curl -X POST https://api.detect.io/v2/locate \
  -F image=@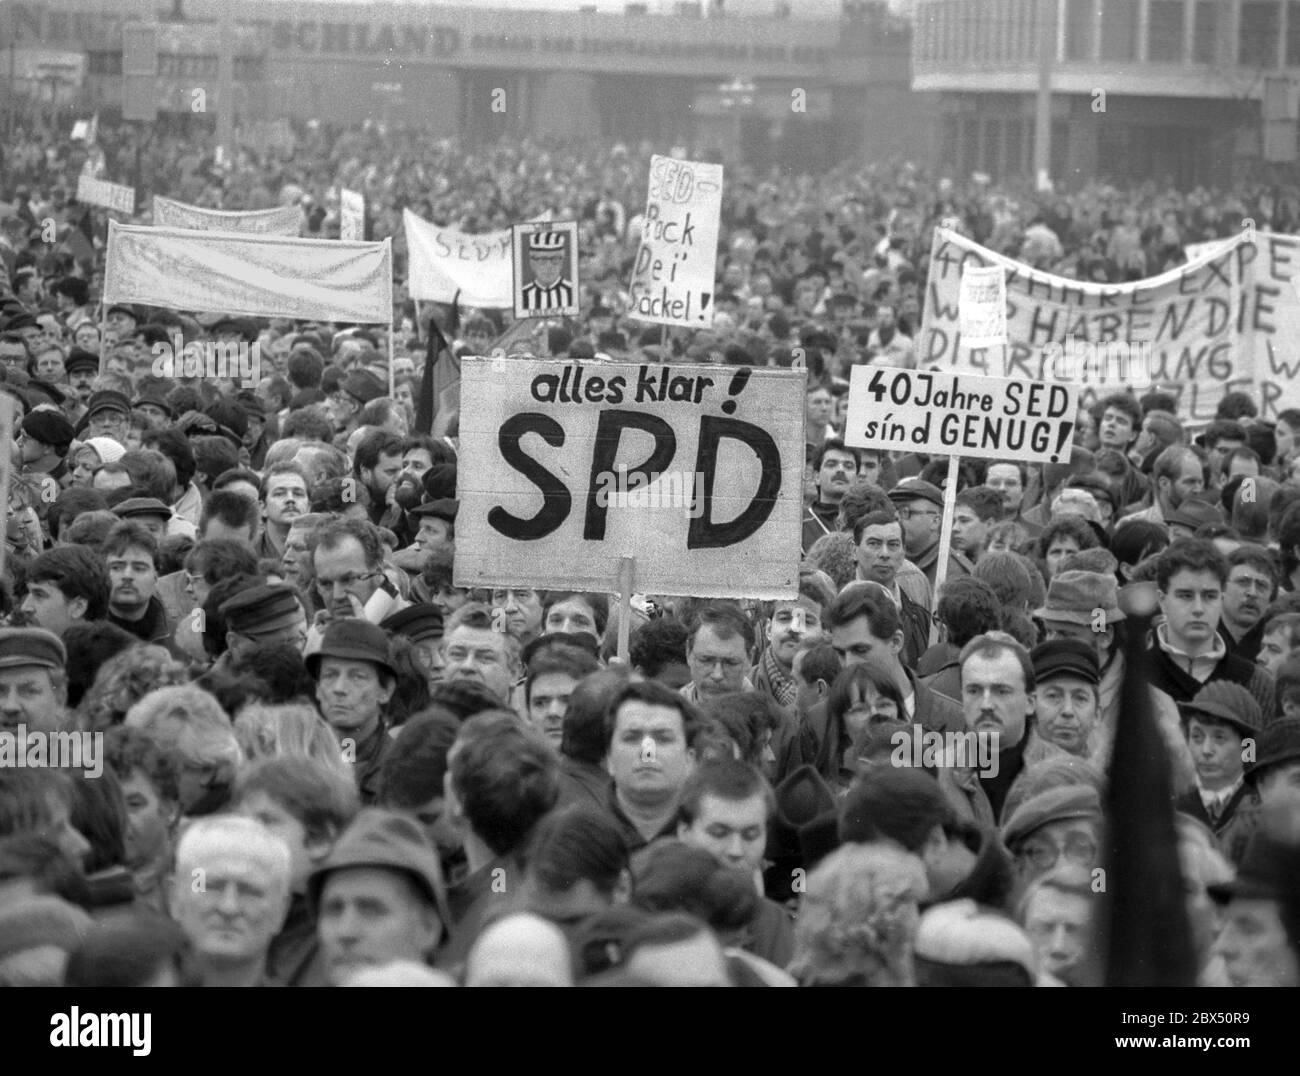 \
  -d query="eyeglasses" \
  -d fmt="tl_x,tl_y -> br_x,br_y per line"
896,507 -> 939,520
1018,833 -> 1097,871
315,571 -> 381,592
